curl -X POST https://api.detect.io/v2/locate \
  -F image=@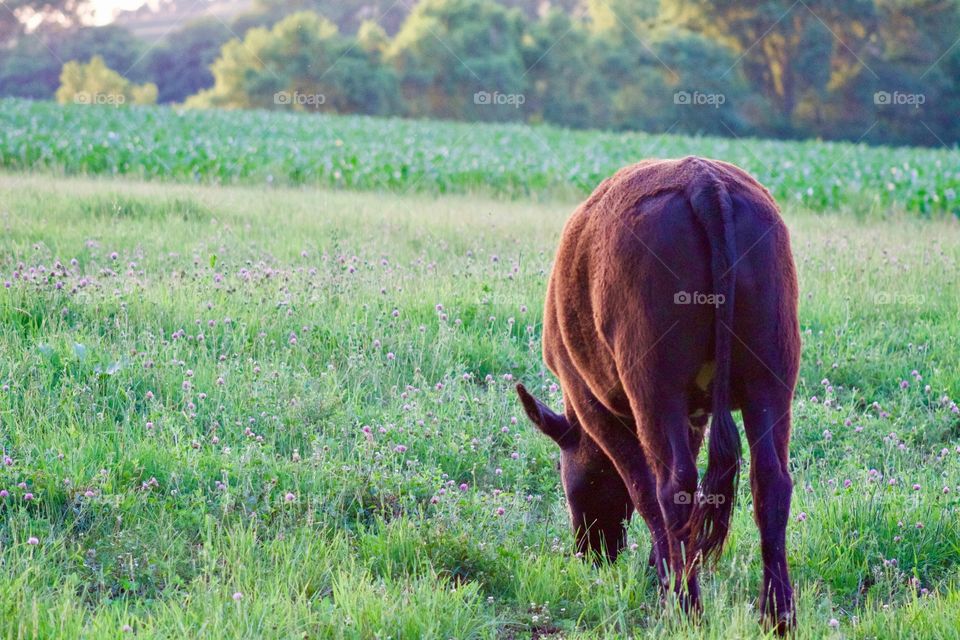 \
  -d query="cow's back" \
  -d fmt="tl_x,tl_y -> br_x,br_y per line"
542,157 -> 792,416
